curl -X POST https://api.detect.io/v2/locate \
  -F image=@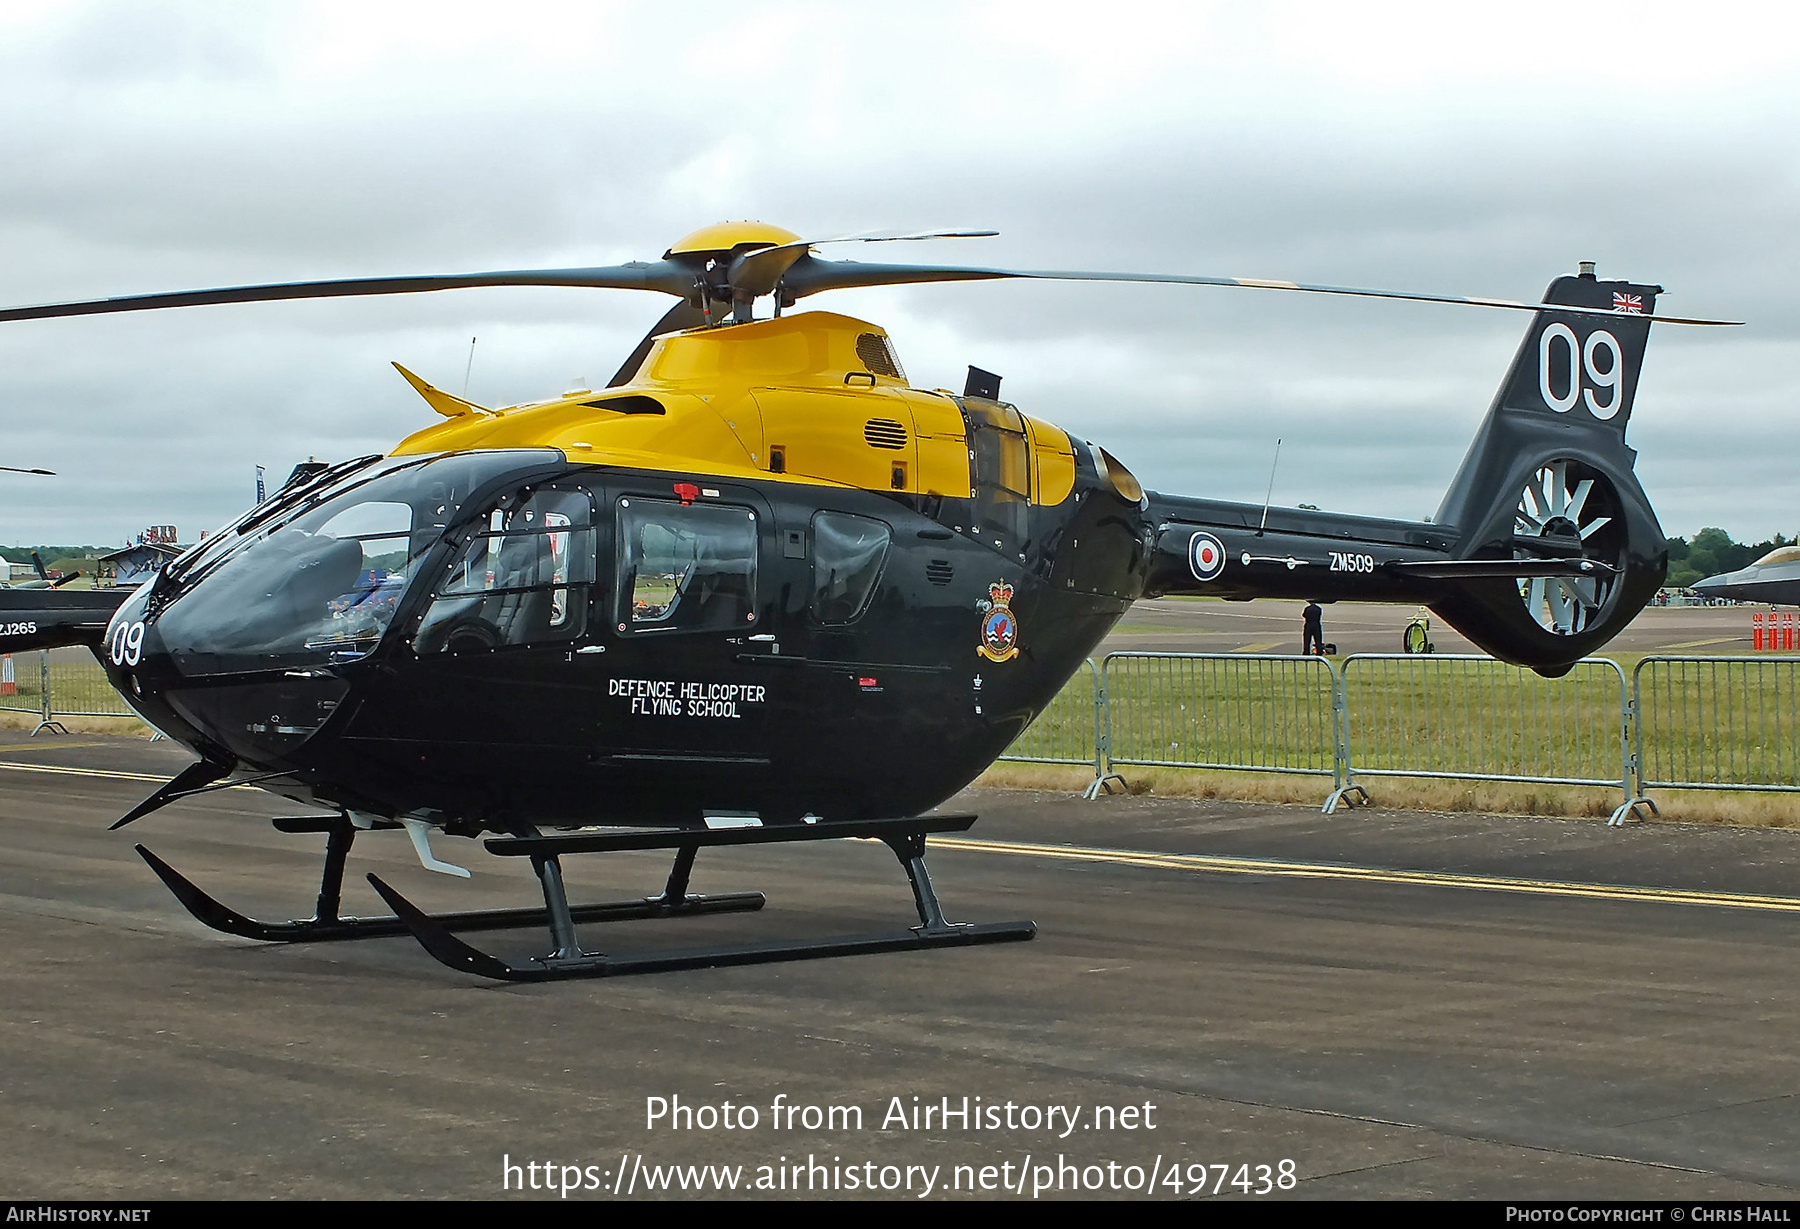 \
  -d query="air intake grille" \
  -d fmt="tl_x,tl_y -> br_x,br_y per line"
926,559 -> 954,586
856,332 -> 904,380
863,418 -> 908,450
